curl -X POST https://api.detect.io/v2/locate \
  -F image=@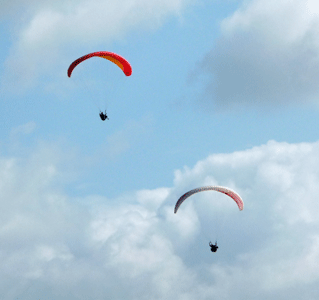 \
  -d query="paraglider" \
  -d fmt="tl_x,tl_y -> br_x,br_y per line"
99,111 -> 109,121
67,51 -> 132,120
174,186 -> 244,214
174,186 -> 243,253
67,51 -> 132,78
209,241 -> 218,252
